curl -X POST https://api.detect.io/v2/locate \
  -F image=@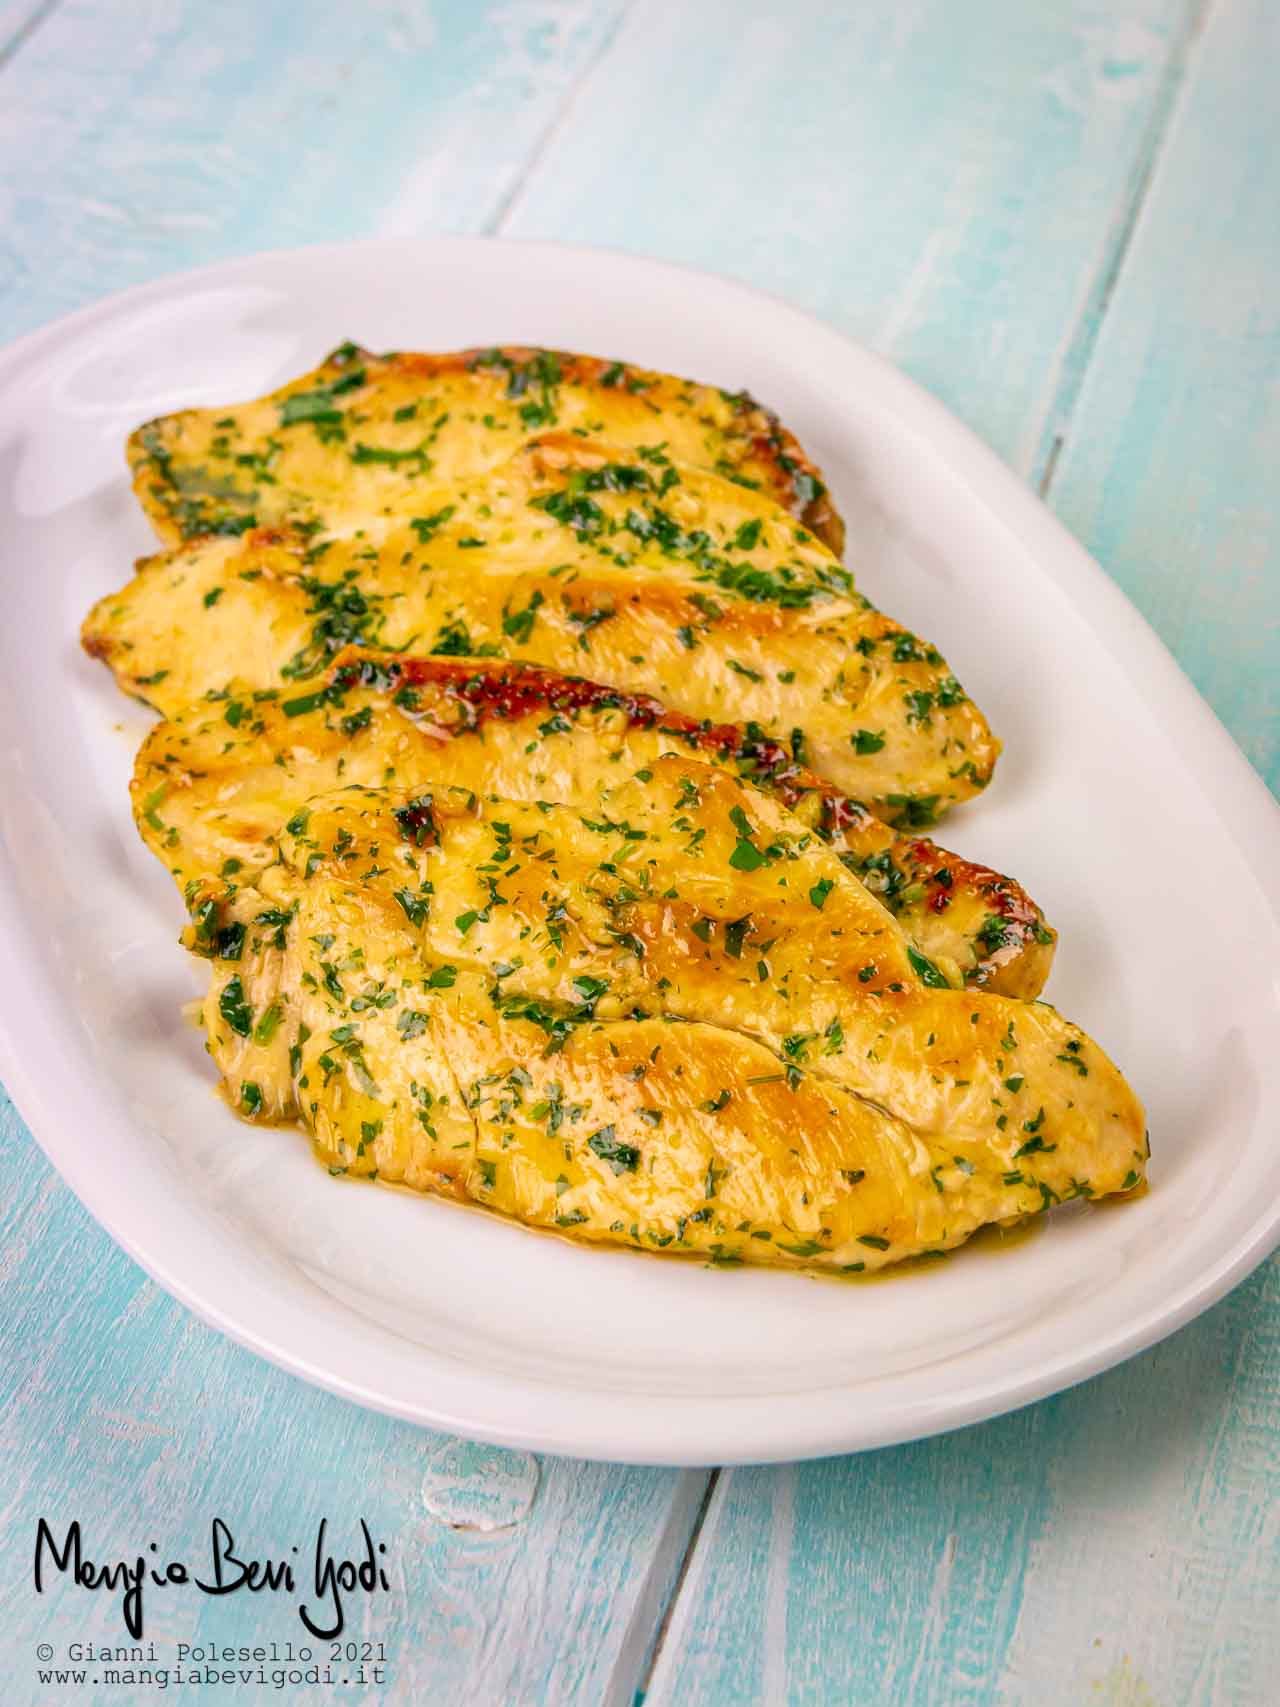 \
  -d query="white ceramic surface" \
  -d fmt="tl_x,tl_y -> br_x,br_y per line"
0,238 -> 1276,1466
